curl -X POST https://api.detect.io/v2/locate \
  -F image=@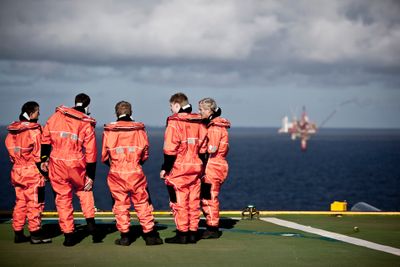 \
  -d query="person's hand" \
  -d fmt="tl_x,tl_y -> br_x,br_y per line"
38,161 -> 49,181
40,161 -> 49,172
84,176 -> 94,191
160,170 -> 166,179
